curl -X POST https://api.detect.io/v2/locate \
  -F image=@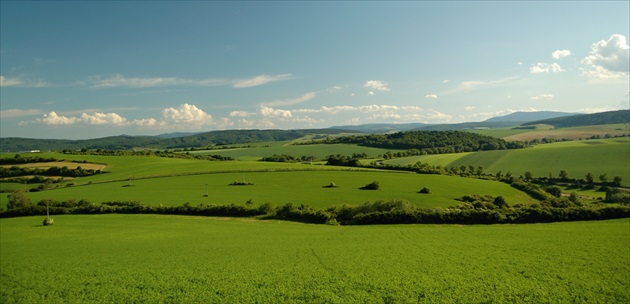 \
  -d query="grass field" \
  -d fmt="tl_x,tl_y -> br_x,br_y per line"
12,170 -> 531,209
190,142 -> 401,161
384,138 -> 630,186
1,215 -> 628,303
